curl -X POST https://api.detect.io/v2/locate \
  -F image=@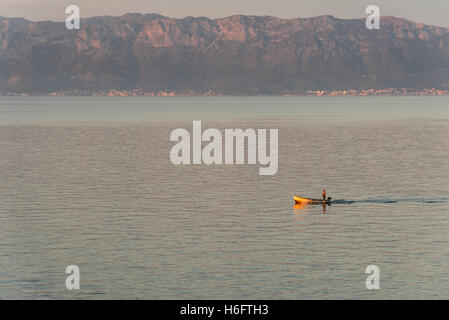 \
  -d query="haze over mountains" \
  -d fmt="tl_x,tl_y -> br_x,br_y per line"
1,13 -> 449,95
